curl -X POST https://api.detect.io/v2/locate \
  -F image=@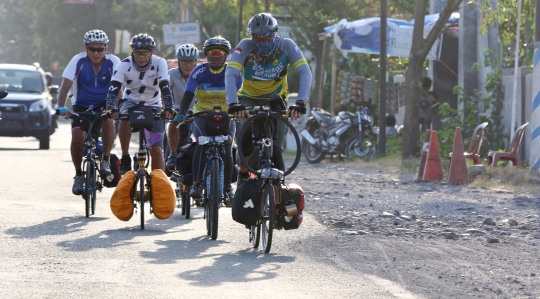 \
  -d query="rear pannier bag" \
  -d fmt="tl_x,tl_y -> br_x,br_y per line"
232,178 -> 263,226
280,183 -> 305,230
150,169 -> 176,220
103,153 -> 121,188
176,142 -> 196,175
110,170 -> 136,221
